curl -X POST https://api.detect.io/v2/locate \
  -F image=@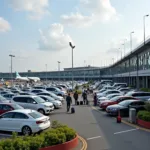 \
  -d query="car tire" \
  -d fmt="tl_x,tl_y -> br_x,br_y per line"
54,105 -> 56,109
38,109 -> 45,114
22,126 -> 32,136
